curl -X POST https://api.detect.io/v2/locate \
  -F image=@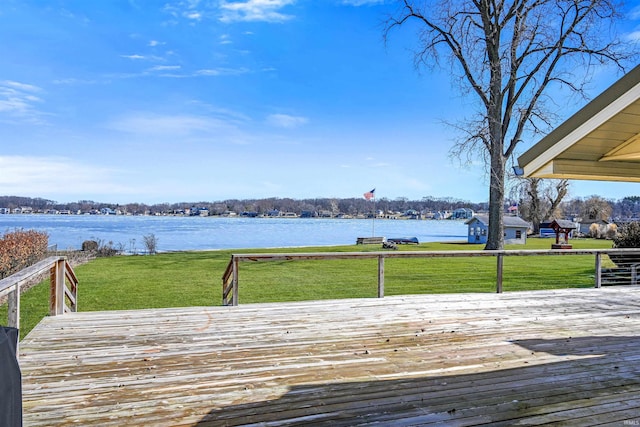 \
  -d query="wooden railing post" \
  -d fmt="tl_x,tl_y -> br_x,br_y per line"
65,260 -> 78,313
595,252 -> 602,288
496,253 -> 504,293
50,258 -> 66,316
378,255 -> 385,298
232,257 -> 239,306
49,264 -> 56,315
8,286 -> 19,329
